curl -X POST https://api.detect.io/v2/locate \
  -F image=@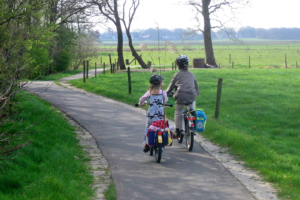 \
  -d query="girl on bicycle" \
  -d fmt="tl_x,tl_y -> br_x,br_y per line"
139,74 -> 168,153
166,55 -> 199,138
